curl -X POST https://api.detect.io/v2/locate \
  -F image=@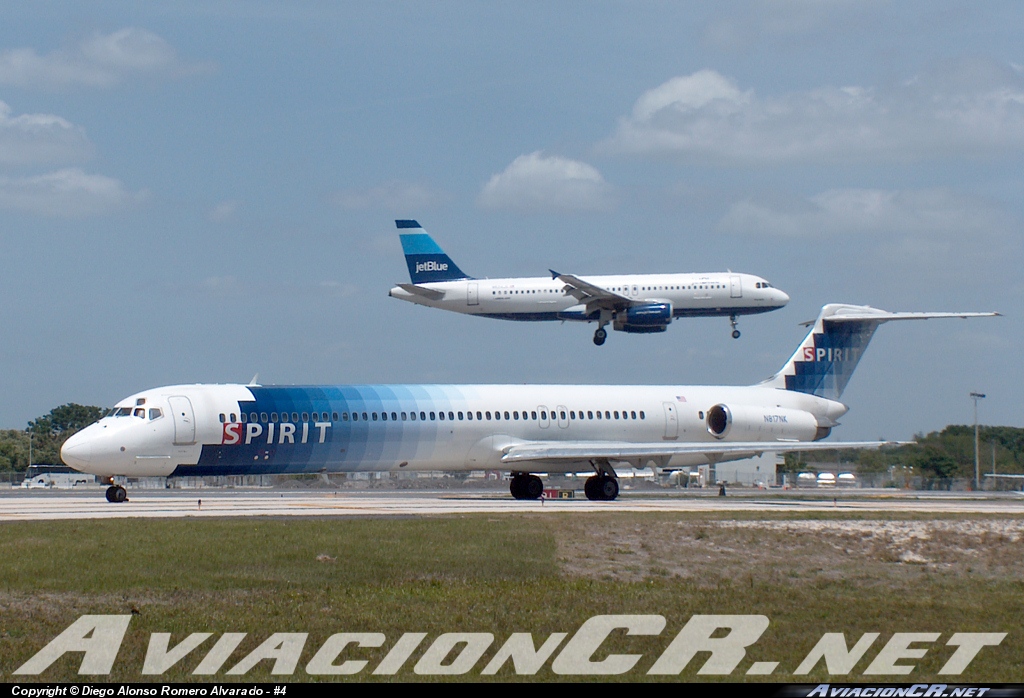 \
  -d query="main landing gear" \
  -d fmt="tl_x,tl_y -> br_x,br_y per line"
510,473 -> 544,500
593,325 -> 608,346
584,458 -> 620,501
730,314 -> 741,339
584,475 -> 619,501
105,485 -> 127,503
